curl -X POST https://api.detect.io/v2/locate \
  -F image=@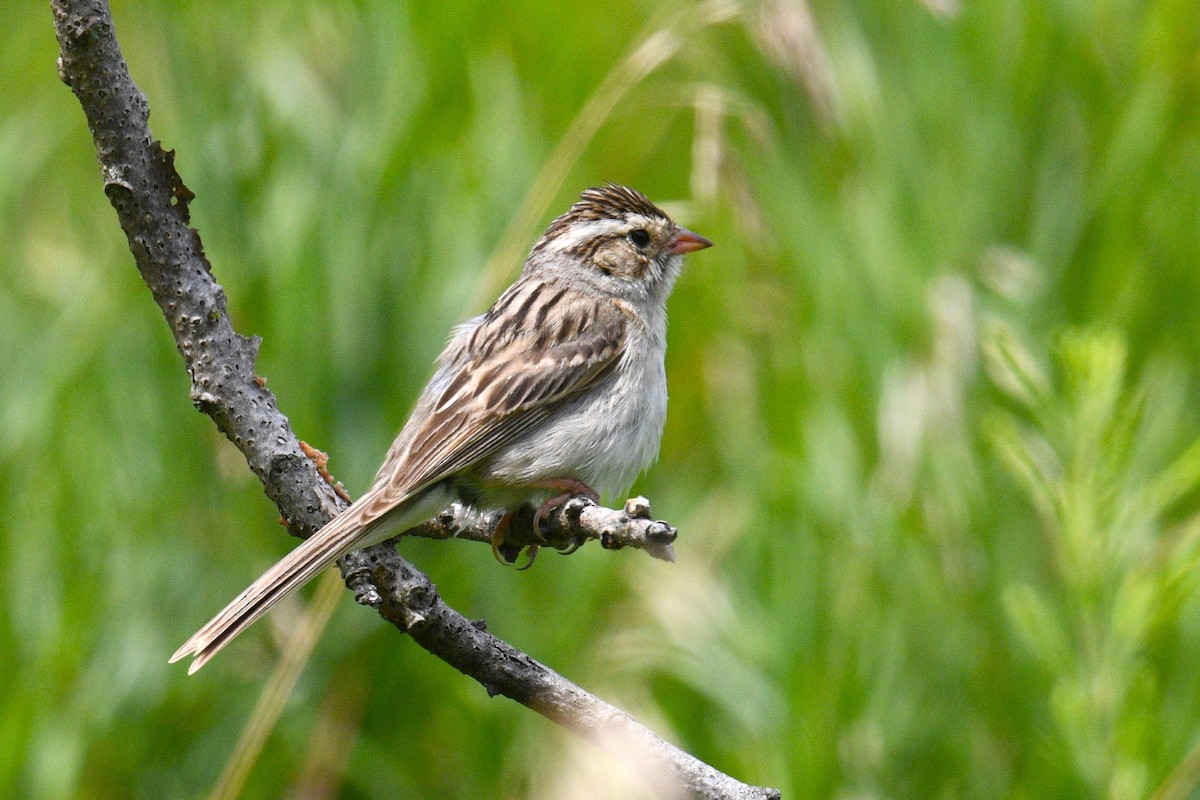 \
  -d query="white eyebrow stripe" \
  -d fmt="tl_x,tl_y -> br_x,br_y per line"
543,220 -> 623,253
